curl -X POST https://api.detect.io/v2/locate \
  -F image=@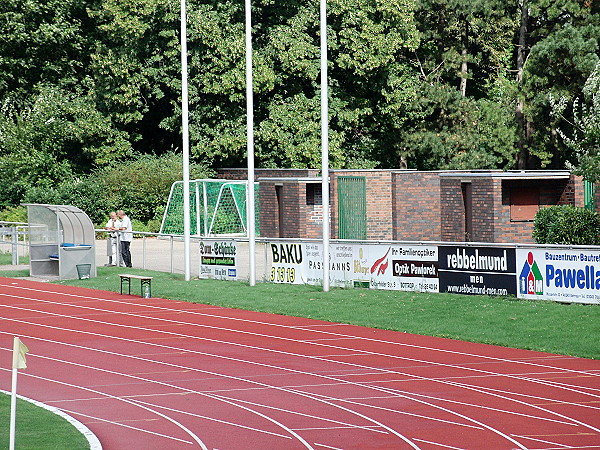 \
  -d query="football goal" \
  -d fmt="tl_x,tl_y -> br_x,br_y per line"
160,179 -> 259,236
